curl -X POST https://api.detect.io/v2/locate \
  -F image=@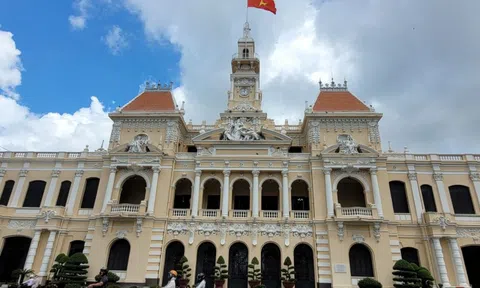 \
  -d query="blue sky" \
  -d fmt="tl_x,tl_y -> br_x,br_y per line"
0,1 -> 181,114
